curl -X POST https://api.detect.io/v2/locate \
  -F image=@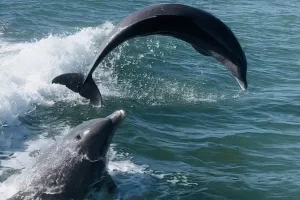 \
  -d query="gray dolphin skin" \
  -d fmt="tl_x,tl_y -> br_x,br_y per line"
8,110 -> 125,200
52,3 -> 247,105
